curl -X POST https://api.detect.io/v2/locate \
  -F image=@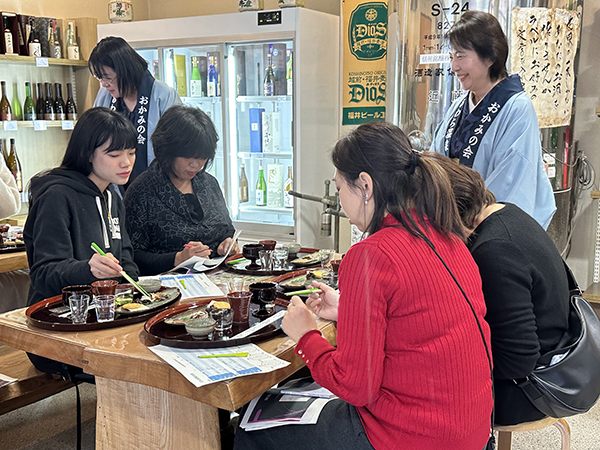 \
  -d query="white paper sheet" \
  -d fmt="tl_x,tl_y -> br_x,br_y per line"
149,343 -> 290,388
143,273 -> 224,300
173,230 -> 242,271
